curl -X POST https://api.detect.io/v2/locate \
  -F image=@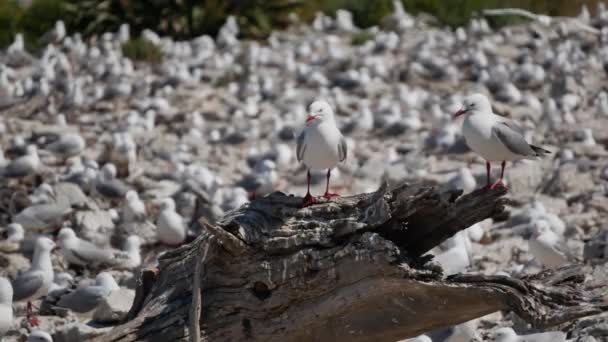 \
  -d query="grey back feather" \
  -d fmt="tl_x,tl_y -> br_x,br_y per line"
12,270 -> 44,301
56,285 -> 109,313
492,122 -> 536,157
338,135 -> 347,162
296,131 -> 306,162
